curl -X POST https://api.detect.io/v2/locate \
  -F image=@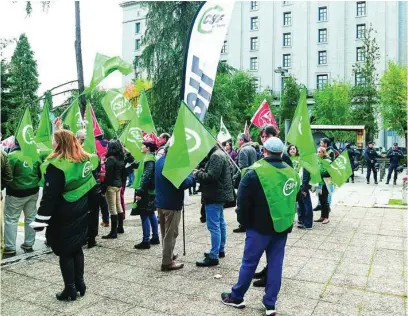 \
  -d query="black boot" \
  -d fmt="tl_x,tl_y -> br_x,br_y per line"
134,241 -> 150,249
313,205 -> 321,212
74,250 -> 86,297
253,276 -> 266,287
102,215 -> 118,239
253,266 -> 267,279
56,284 -> 77,301
117,213 -> 124,234
233,225 -> 246,233
87,237 -> 97,249
394,181 -> 397,185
